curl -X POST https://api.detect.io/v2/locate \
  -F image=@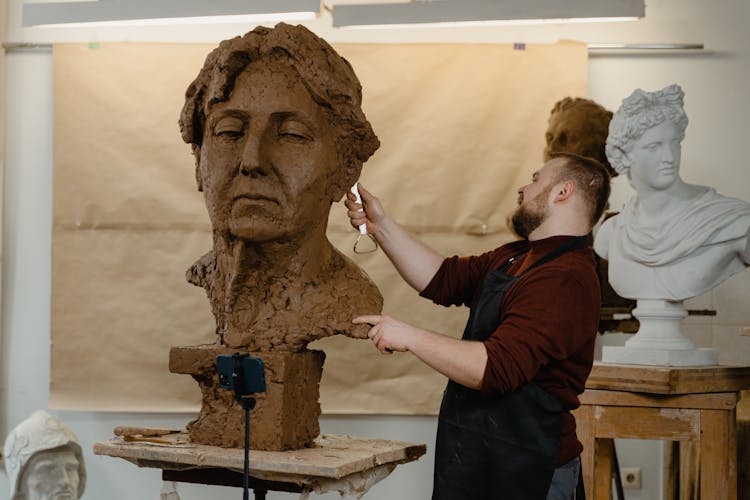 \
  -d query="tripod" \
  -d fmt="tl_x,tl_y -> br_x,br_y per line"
218,353 -> 266,500
234,392 -> 257,500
